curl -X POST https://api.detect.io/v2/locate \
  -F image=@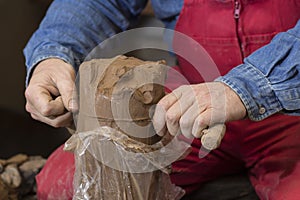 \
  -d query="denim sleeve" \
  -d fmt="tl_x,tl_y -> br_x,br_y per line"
216,20 -> 300,121
151,0 -> 183,29
23,0 -> 147,85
